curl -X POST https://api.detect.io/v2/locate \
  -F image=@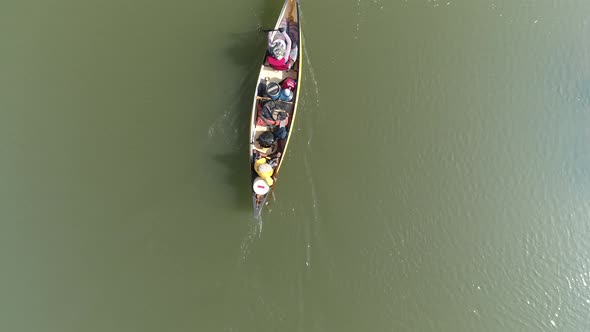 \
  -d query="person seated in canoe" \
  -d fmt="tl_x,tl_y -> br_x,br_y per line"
273,126 -> 288,150
267,28 -> 298,71
254,151 -> 282,183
